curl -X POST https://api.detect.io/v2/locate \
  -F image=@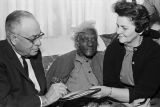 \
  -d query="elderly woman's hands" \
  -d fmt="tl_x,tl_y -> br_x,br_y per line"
89,86 -> 112,98
132,98 -> 151,107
